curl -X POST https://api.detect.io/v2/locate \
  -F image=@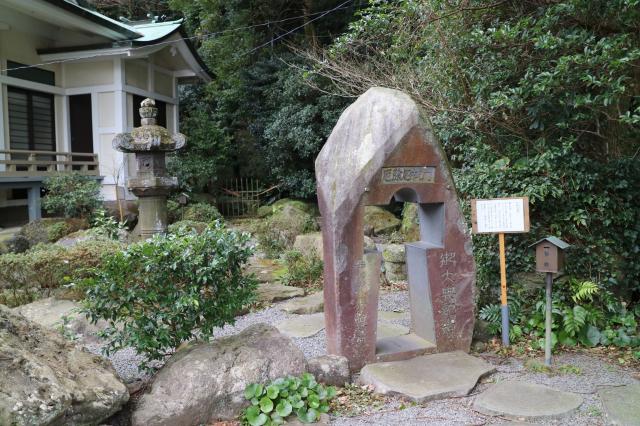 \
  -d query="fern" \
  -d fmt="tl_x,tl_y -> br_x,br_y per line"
571,280 -> 599,303
563,305 -> 588,336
